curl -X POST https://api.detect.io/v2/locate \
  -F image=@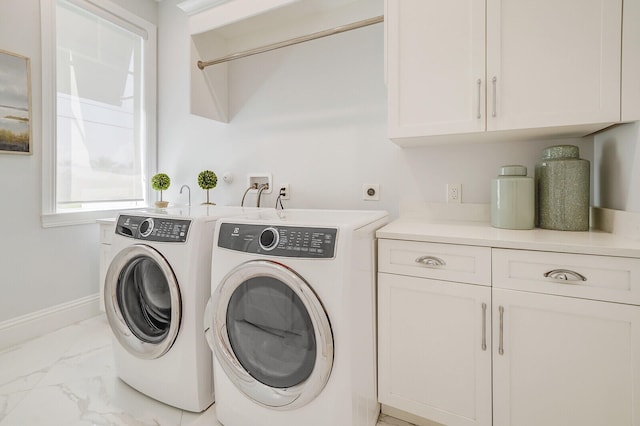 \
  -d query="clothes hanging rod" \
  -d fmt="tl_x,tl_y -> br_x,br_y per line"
197,15 -> 384,70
